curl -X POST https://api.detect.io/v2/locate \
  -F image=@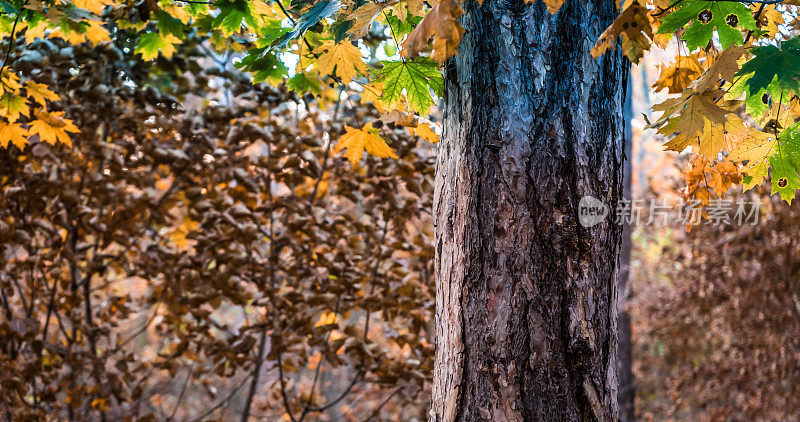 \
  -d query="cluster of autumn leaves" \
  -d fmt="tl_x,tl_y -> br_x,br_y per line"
595,0 -> 800,202
0,71 -> 79,149
0,0 -> 118,148
2,0 -> 800,201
